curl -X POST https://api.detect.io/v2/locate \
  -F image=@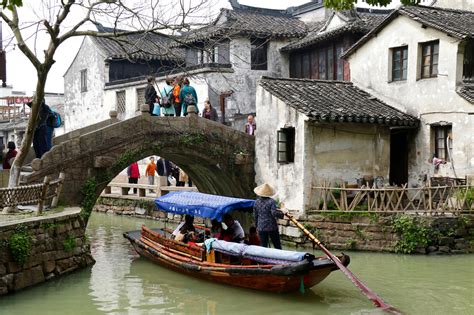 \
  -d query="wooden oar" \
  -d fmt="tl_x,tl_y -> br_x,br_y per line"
284,211 -> 402,314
